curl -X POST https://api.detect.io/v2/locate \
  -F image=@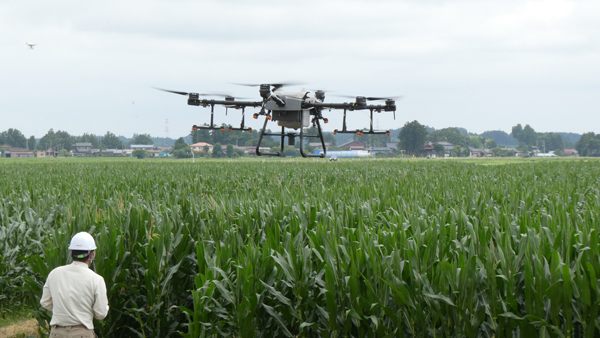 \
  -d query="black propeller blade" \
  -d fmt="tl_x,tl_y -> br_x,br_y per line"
154,87 -> 190,96
197,93 -> 249,100
232,81 -> 305,91
335,94 -> 402,101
